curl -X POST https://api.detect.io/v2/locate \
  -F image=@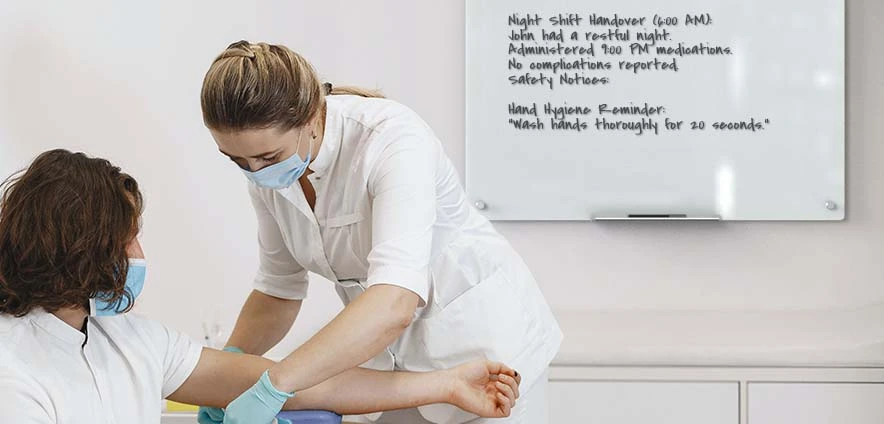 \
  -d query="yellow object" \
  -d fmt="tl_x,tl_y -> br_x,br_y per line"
166,400 -> 199,412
